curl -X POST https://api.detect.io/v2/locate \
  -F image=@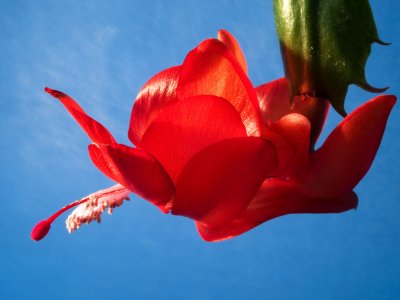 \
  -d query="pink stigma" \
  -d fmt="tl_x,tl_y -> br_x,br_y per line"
31,220 -> 51,241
